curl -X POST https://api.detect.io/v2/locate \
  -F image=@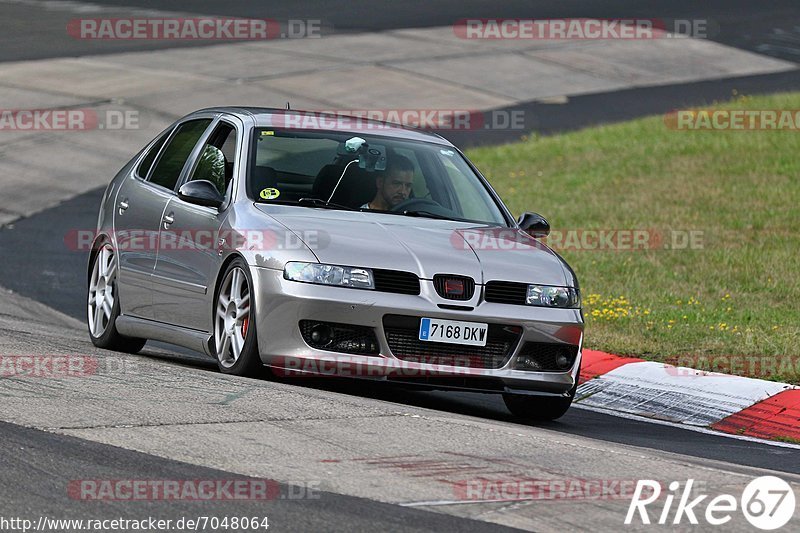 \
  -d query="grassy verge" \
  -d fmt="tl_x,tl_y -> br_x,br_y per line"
467,92 -> 800,382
